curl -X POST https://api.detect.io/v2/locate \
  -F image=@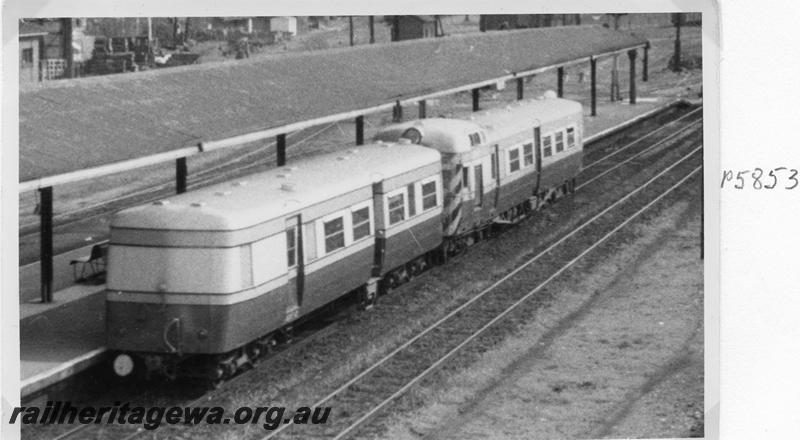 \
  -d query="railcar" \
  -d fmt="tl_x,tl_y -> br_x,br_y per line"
106,143 -> 443,380
106,95 -> 584,382
374,96 -> 583,252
